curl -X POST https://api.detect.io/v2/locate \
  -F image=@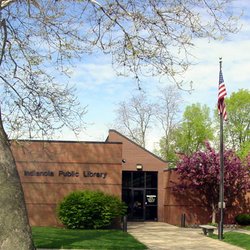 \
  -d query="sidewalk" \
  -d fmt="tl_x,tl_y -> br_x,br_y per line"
128,222 -> 243,250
